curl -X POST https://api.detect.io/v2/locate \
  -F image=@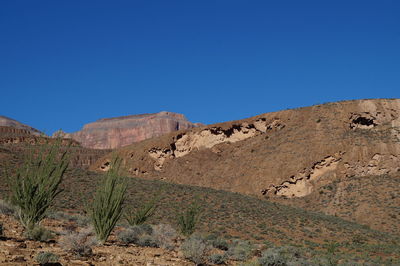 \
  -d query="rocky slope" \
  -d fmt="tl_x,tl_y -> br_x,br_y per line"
60,111 -> 201,149
0,116 -> 42,136
91,99 -> 400,232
